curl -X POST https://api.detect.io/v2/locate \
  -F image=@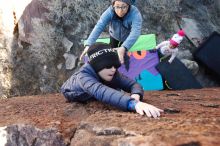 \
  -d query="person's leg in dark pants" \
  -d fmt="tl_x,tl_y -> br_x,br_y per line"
110,36 -> 120,48
110,36 -> 130,70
